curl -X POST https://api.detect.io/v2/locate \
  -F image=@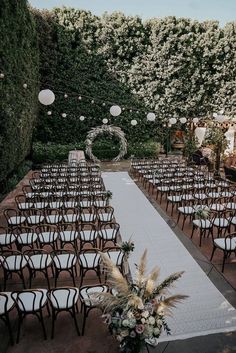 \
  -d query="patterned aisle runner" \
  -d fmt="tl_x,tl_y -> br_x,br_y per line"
102,172 -> 236,342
